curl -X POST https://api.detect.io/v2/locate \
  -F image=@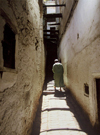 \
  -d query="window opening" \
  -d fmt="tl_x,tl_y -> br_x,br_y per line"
2,24 -> 15,69
84,83 -> 89,96
77,33 -> 79,39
